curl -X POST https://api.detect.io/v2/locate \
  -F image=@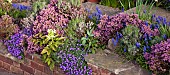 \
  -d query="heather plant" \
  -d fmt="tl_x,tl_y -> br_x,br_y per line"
144,39 -> 170,74
32,0 -> 86,35
93,13 -> 145,44
0,15 -> 19,39
32,29 -> 65,70
57,39 -> 92,75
